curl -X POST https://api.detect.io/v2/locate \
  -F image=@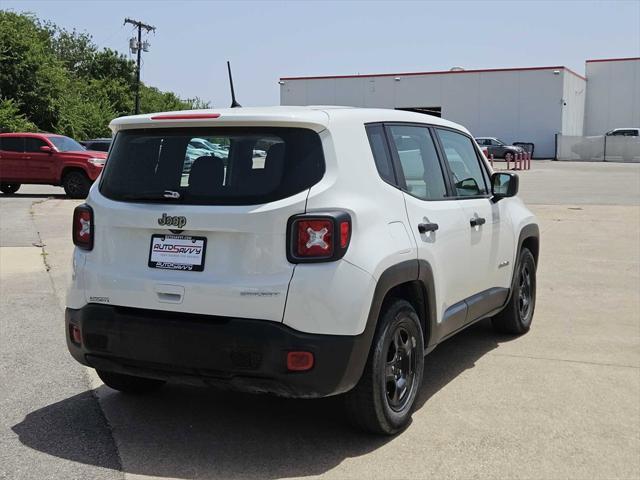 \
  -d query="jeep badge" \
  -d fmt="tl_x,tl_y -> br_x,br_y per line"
158,213 -> 187,229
